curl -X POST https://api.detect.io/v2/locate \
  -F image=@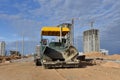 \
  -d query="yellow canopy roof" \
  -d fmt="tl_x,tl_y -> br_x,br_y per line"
41,26 -> 70,36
